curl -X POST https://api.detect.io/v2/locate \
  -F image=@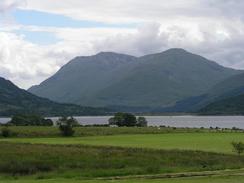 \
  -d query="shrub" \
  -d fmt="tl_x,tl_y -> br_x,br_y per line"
137,117 -> 148,127
232,141 -> 244,156
1,127 -> 11,137
57,117 -> 75,136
